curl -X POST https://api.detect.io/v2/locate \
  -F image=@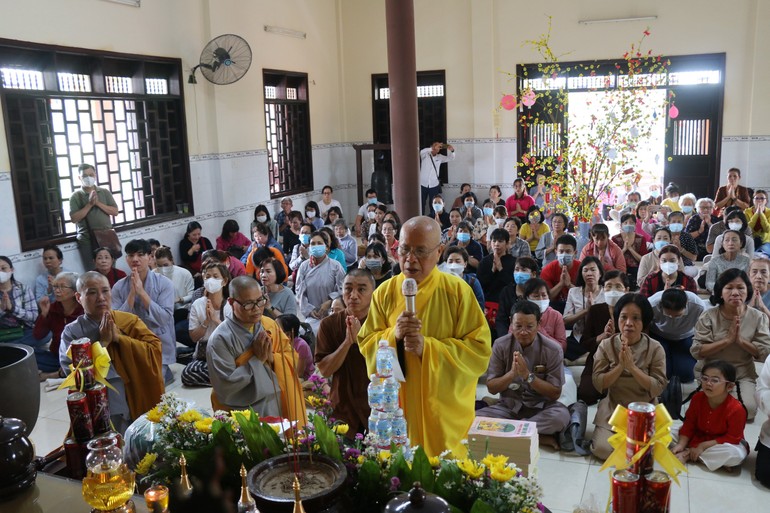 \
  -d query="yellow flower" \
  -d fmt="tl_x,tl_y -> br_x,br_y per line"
178,410 -> 203,423
357,455 -> 366,465
307,395 -> 325,408
428,456 -> 440,468
481,454 -> 509,468
489,463 -> 518,482
457,458 -> 485,479
230,409 -> 253,422
194,417 -> 214,434
269,423 -> 281,433
135,452 -> 157,475
332,424 -> 349,436
146,406 -> 162,423
378,450 -> 391,463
